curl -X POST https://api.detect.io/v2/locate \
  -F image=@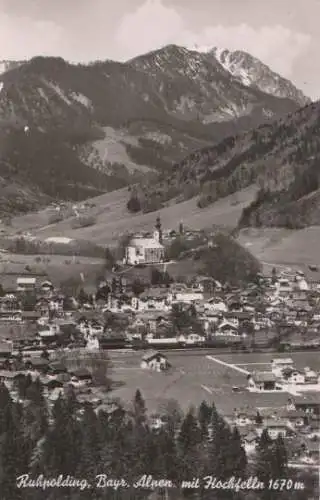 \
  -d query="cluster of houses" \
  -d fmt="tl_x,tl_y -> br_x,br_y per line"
248,357 -> 320,393
103,266 -> 320,349
0,354 -> 94,405
0,241 -> 320,355
0,240 -> 319,469
227,394 -> 320,465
